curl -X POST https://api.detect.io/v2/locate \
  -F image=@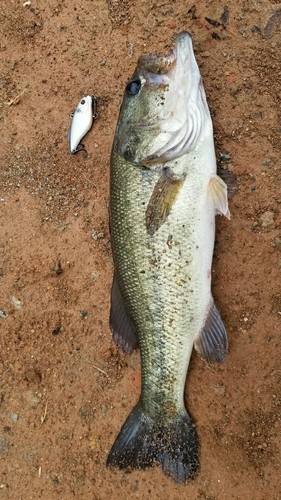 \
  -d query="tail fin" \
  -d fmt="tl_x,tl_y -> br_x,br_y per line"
107,402 -> 199,483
